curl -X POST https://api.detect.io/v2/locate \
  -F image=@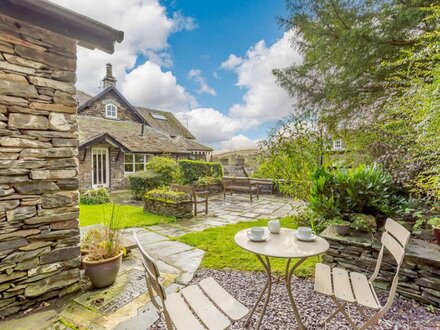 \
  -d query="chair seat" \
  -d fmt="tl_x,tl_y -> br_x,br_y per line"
314,263 -> 380,309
